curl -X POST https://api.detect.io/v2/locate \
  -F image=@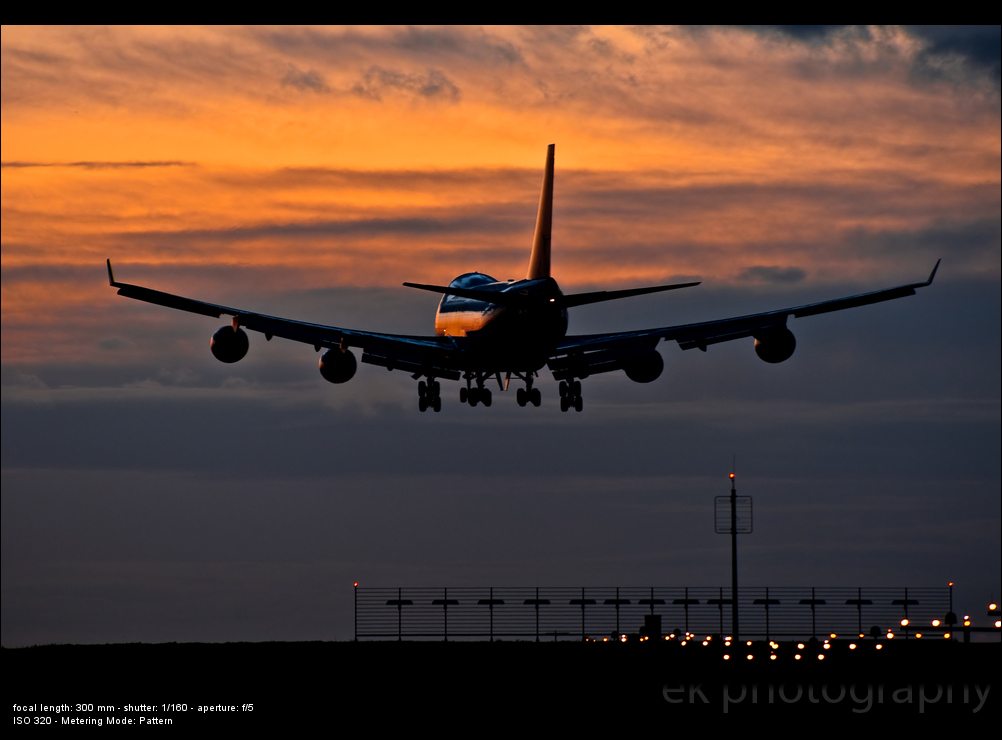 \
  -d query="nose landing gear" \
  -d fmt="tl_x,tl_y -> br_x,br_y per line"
559,379 -> 582,412
418,379 -> 442,412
